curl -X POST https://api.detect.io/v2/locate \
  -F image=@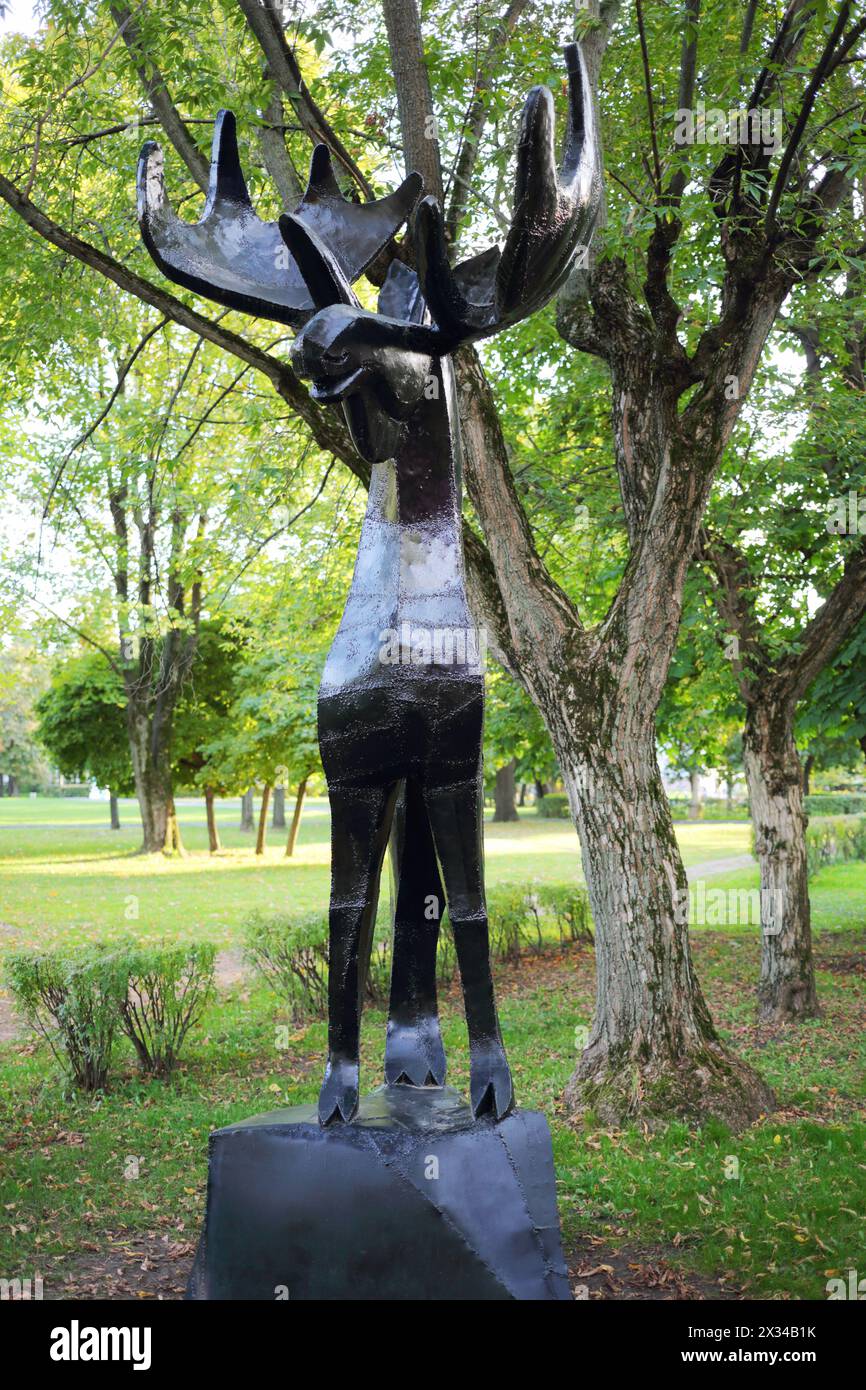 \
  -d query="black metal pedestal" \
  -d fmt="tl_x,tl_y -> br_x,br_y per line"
188,1084 -> 571,1300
